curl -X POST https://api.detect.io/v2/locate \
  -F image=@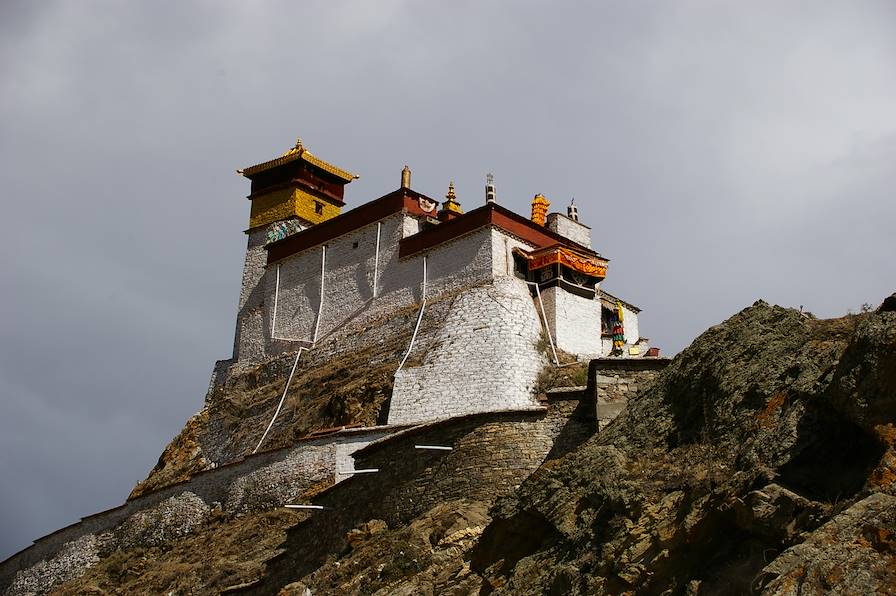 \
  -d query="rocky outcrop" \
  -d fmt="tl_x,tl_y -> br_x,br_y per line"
466,301 -> 896,594
759,493 -> 896,594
